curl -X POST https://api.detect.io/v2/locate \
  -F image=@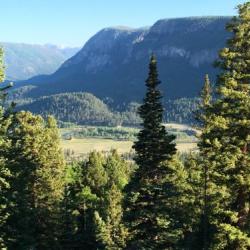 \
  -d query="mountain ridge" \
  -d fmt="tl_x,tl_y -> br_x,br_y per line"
1,42 -> 79,80
15,16 -> 232,103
